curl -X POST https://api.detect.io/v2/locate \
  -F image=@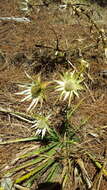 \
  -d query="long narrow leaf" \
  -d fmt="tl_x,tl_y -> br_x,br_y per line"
45,163 -> 60,182
0,137 -> 39,145
67,98 -> 85,119
15,158 -> 55,184
6,157 -> 44,176
25,161 -> 57,187
61,167 -> 67,187
6,143 -> 61,176
20,142 -> 59,159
